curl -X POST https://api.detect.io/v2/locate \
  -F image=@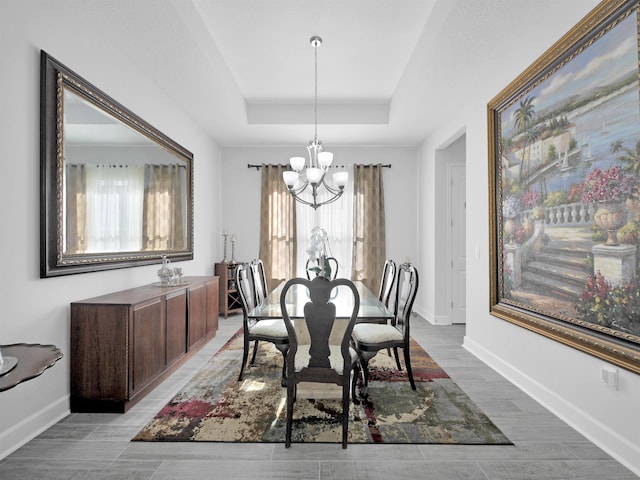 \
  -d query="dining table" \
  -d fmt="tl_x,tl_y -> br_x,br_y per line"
248,279 -> 393,321
247,279 -> 392,399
